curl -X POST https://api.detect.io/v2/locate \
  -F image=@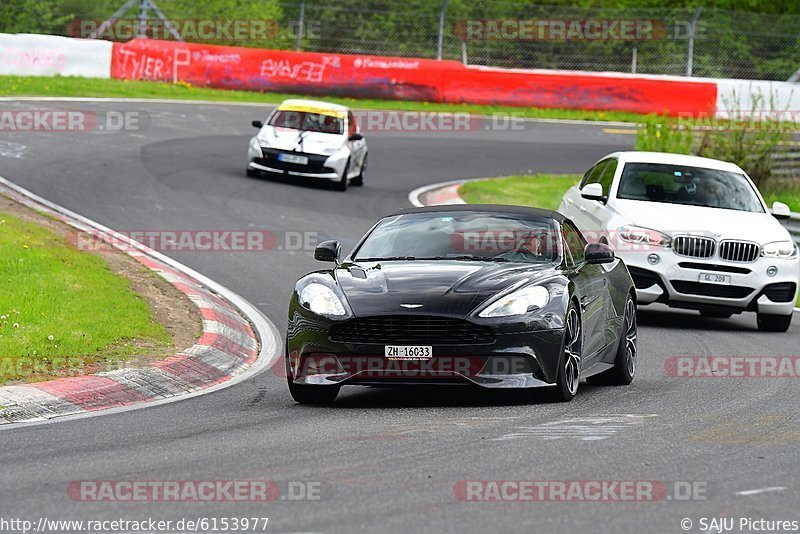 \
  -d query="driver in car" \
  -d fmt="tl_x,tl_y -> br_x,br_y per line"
508,230 -> 548,260
697,178 -> 726,208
